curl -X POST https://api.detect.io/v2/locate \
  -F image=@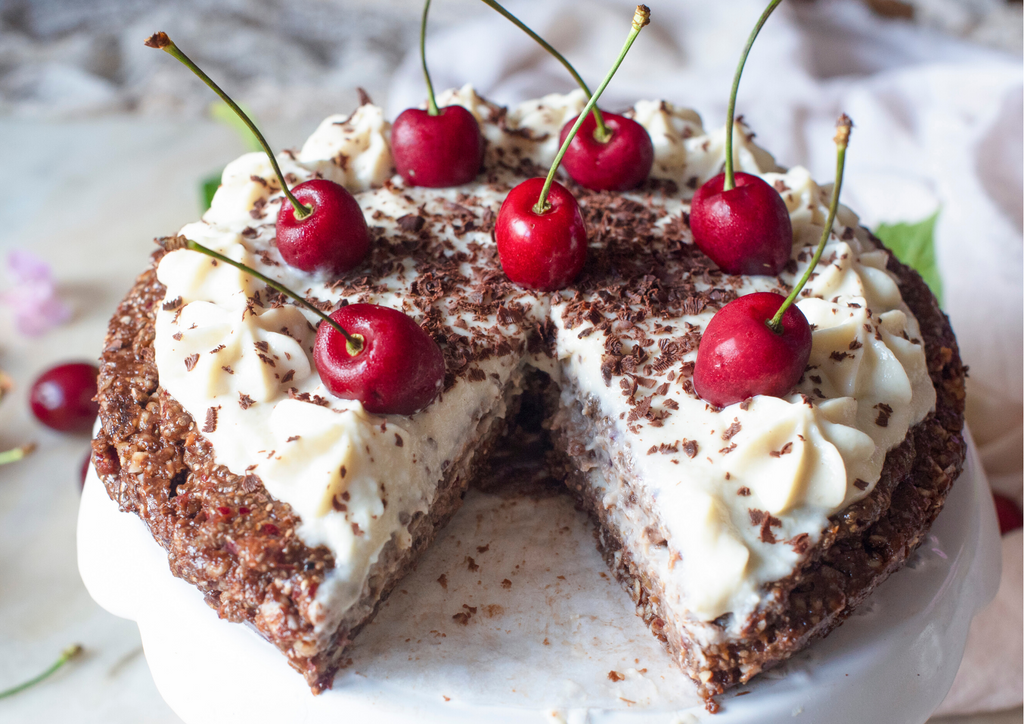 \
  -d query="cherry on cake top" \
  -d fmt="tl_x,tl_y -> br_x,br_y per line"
496,5 -> 651,292
694,116 -> 854,408
689,0 -> 792,276
145,32 -> 370,277
391,0 -> 484,187
480,0 -> 654,191
162,237 -> 445,417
